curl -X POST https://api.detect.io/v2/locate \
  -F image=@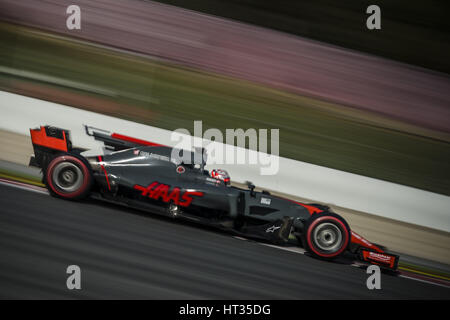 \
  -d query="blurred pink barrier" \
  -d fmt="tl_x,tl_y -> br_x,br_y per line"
1,0 -> 449,132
